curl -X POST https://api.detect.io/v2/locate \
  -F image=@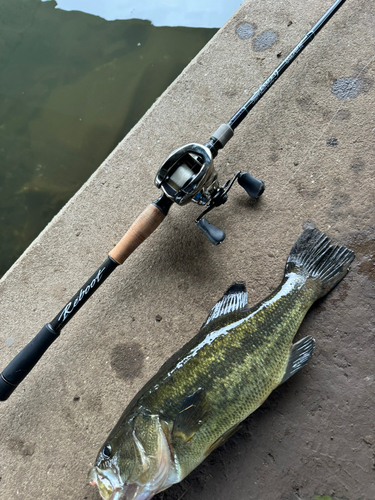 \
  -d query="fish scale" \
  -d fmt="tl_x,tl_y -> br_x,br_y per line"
89,226 -> 355,500
109,268 -> 328,473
